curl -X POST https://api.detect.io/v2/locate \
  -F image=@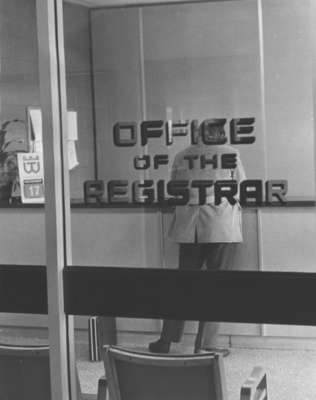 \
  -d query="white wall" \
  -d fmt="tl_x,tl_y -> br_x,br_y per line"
64,2 -> 96,198
143,1 -> 264,183
91,8 -> 145,190
91,0 -> 315,198
91,1 -> 265,186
